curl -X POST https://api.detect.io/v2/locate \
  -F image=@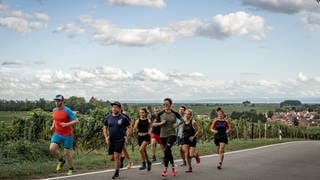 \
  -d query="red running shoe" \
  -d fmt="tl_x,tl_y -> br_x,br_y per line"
195,154 -> 200,164
171,170 -> 177,177
162,170 -> 168,177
